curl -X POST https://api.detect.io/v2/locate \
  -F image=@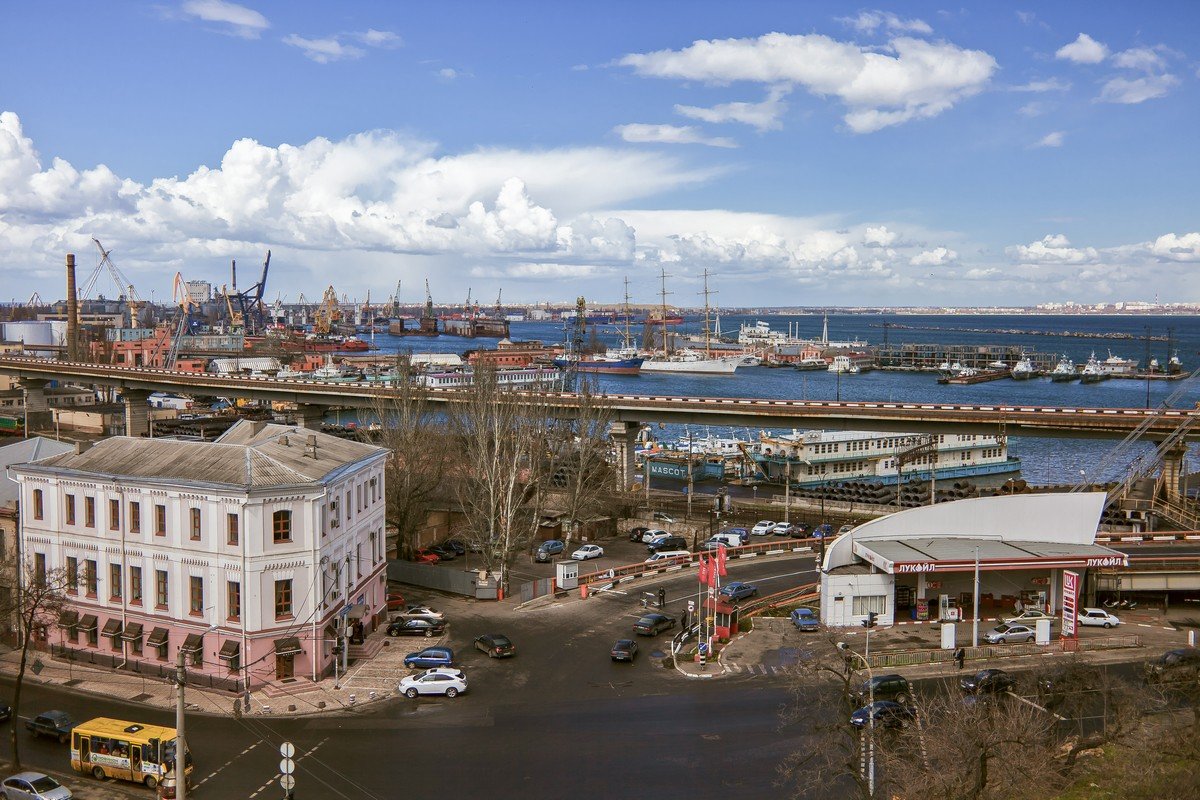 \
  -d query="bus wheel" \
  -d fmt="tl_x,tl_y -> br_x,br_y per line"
92,766 -> 106,780
144,775 -> 159,790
